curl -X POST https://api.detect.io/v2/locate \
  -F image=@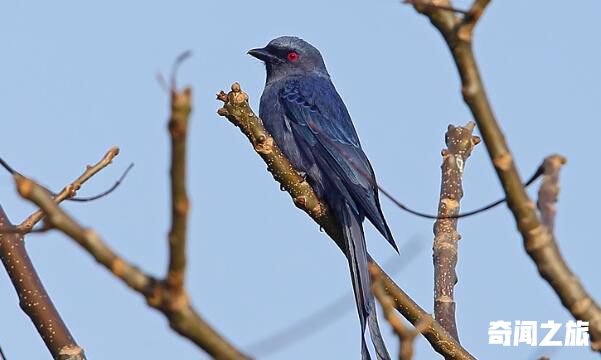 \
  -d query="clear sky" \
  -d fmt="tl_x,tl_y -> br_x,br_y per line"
1,0 -> 600,359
